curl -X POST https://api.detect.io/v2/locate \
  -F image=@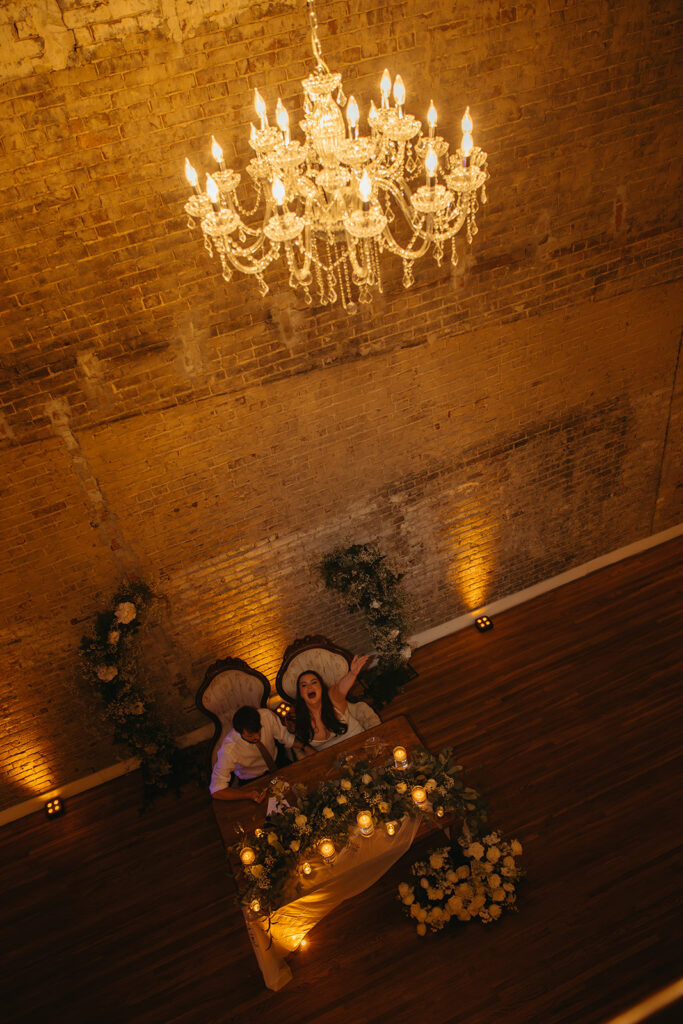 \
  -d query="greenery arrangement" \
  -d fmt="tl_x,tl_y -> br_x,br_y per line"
232,744 -> 486,919
398,832 -> 524,935
320,542 -> 413,708
80,581 -> 198,803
